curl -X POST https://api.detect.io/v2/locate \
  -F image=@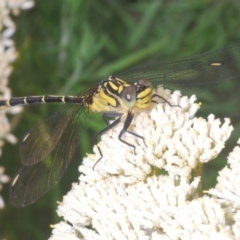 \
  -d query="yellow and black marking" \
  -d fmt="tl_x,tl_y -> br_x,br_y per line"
4,43 -> 240,207
79,76 -> 154,113
0,95 -> 78,108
